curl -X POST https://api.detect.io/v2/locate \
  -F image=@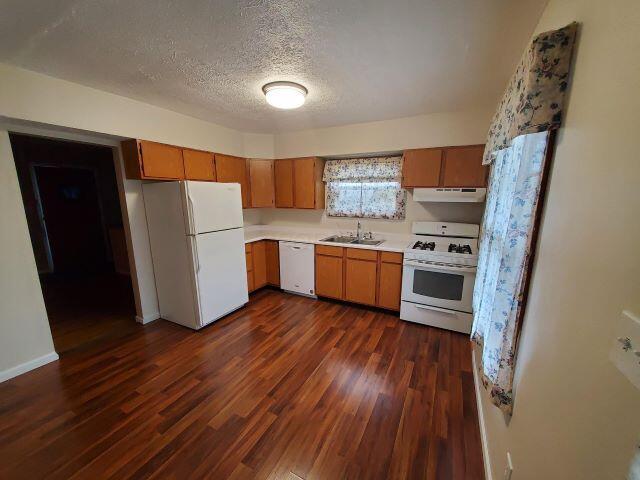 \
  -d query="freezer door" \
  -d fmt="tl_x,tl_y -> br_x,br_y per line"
189,227 -> 248,327
182,181 -> 243,235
